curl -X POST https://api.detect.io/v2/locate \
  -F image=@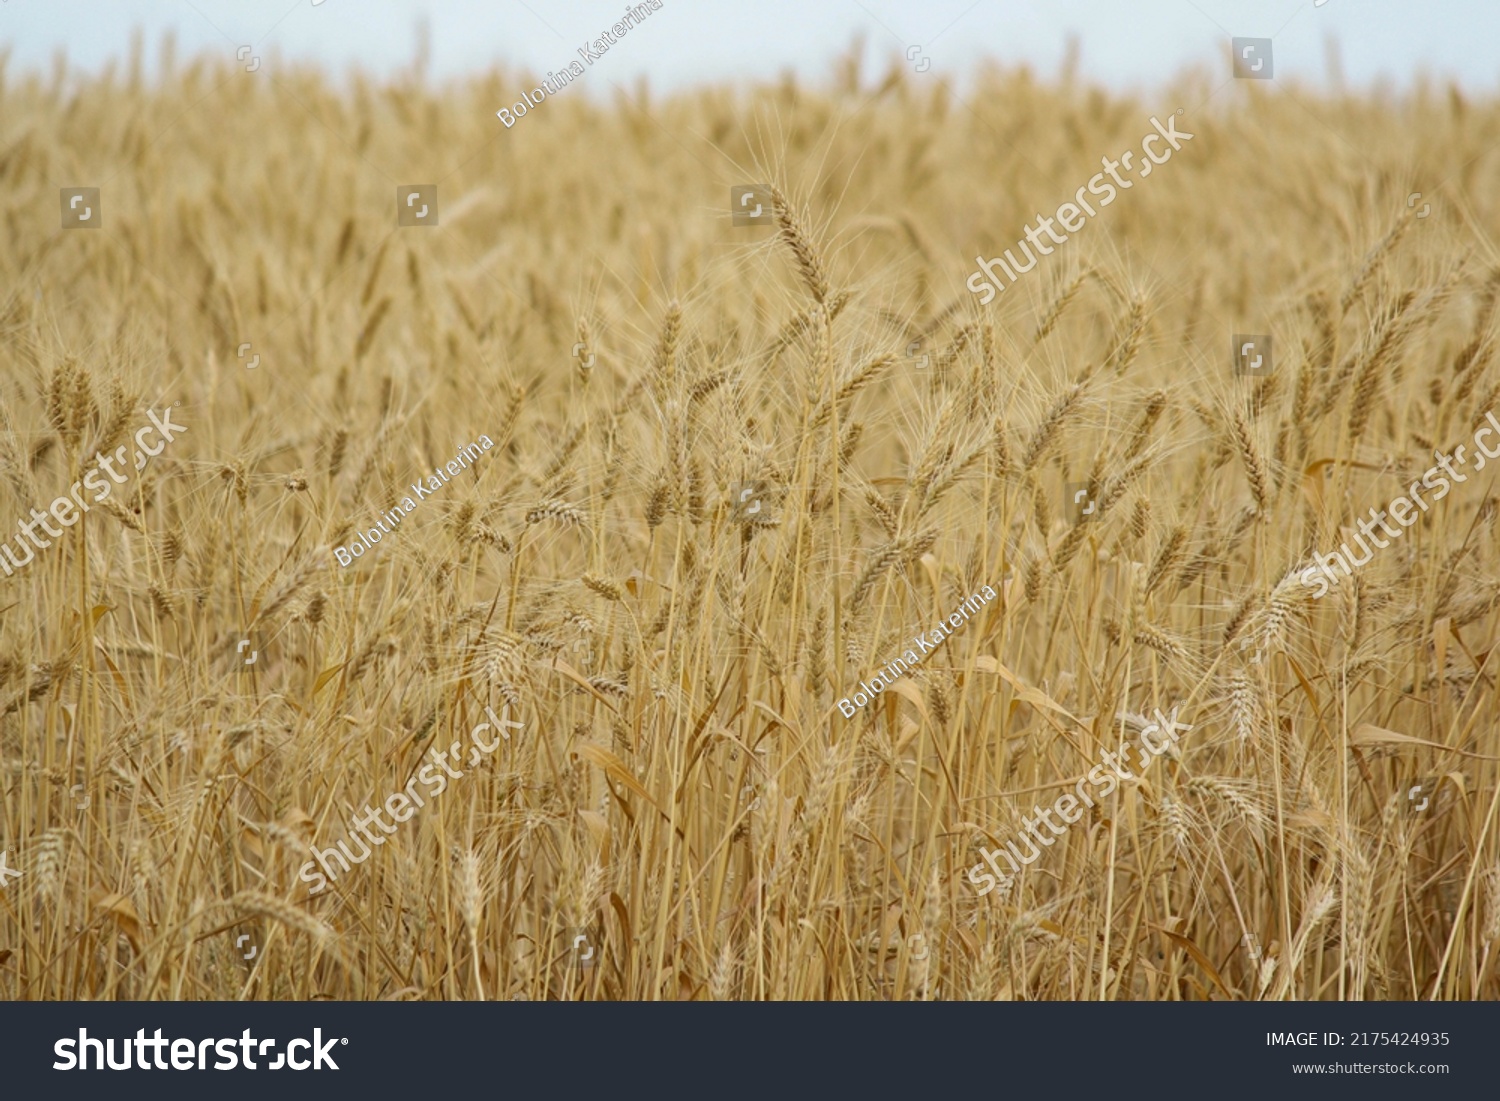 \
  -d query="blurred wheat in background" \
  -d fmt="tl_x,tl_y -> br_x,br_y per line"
1,40 -> 1498,1001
